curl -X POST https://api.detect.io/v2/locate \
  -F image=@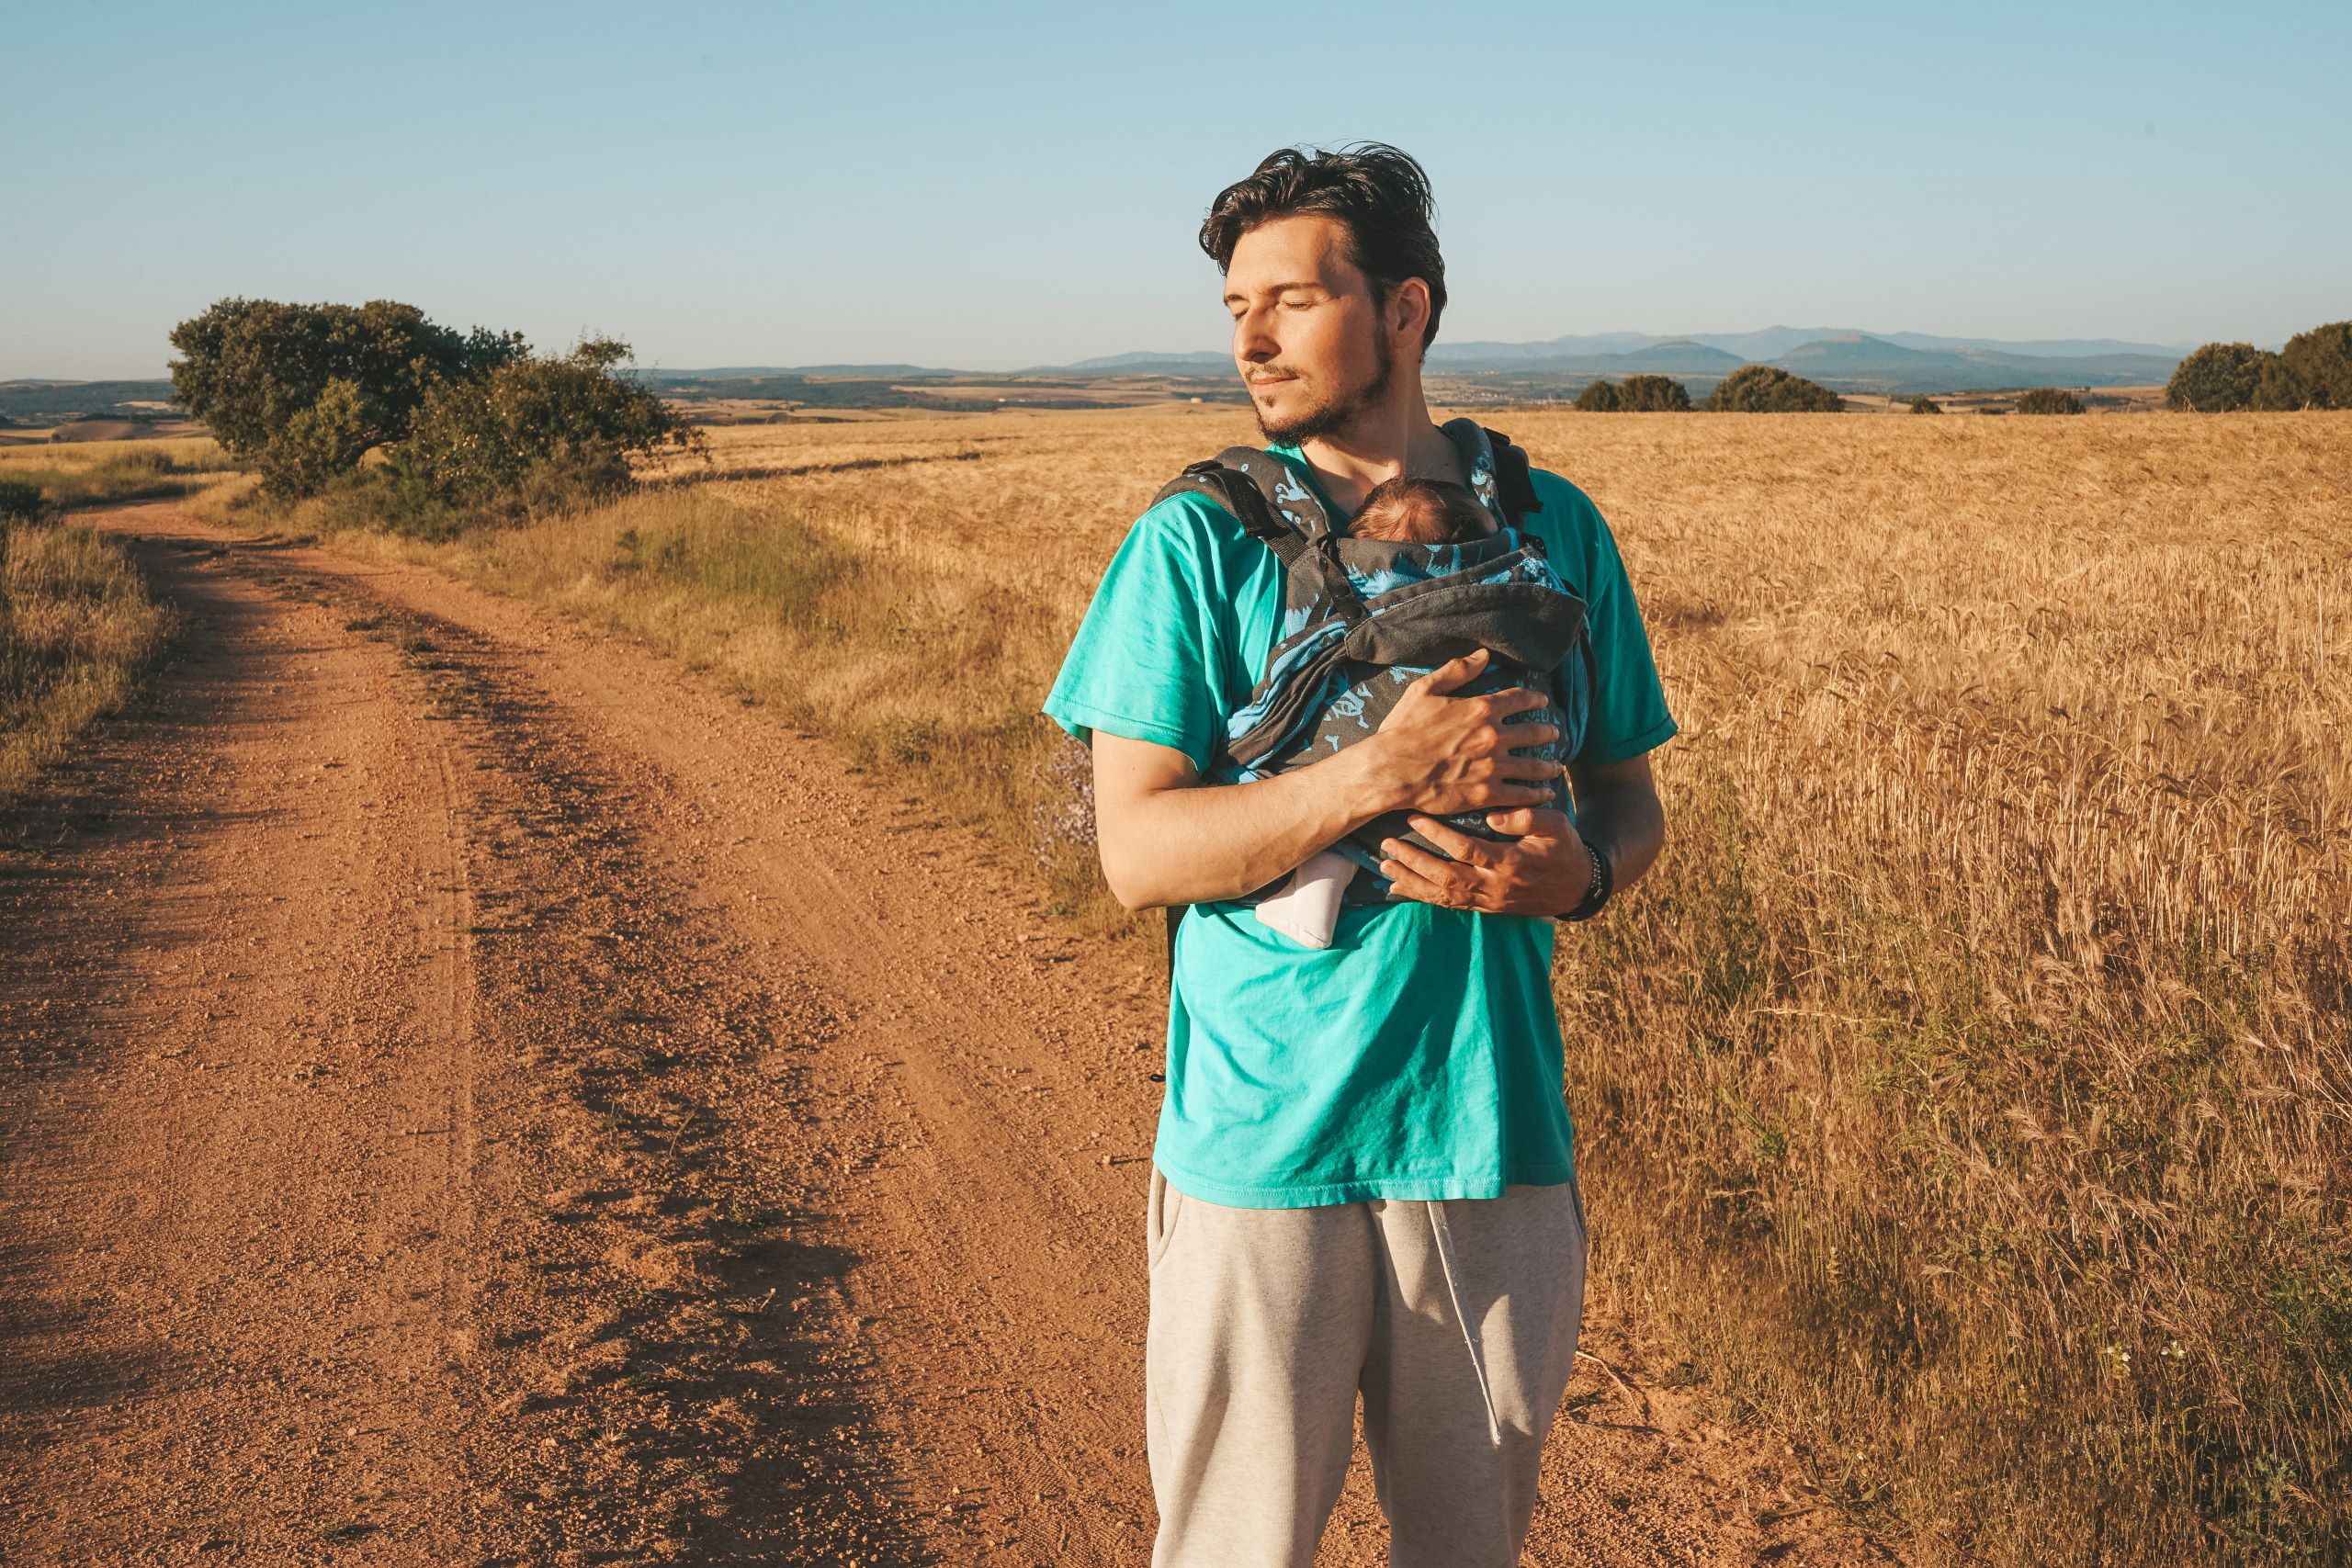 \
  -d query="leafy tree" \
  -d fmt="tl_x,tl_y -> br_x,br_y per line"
1615,374 -> 1691,412
2165,342 -> 2274,412
168,299 -> 525,495
385,337 -> 705,530
1574,379 -> 1621,412
1908,395 -> 1944,414
1703,365 -> 1845,412
2016,388 -> 2086,415
2251,321 -> 2352,410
